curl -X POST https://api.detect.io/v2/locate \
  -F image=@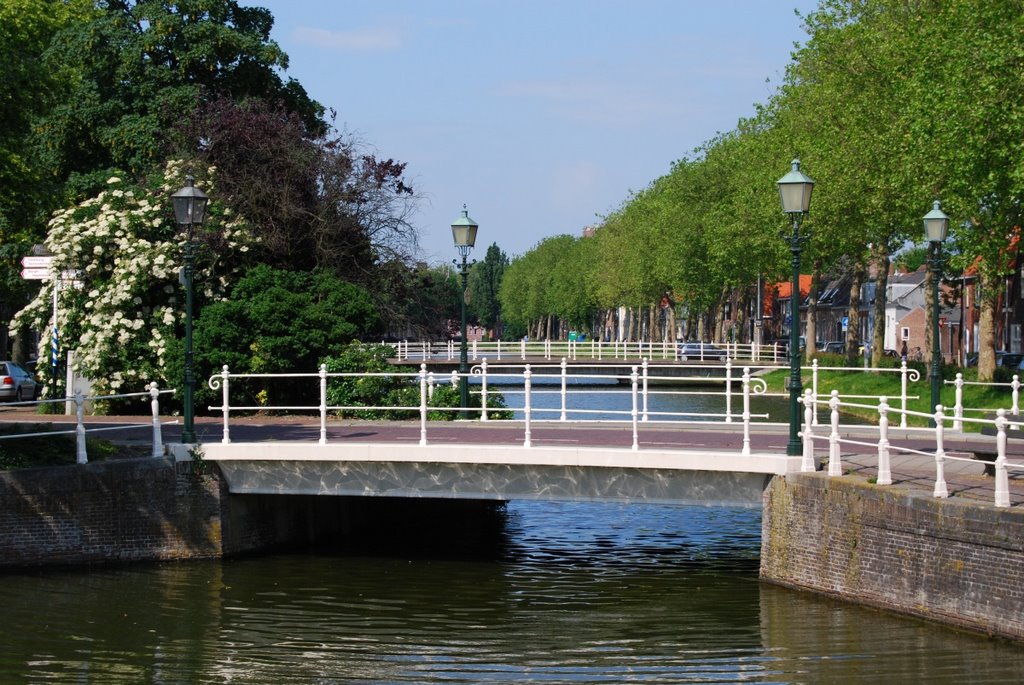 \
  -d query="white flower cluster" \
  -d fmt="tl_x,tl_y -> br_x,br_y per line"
12,161 -> 257,395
